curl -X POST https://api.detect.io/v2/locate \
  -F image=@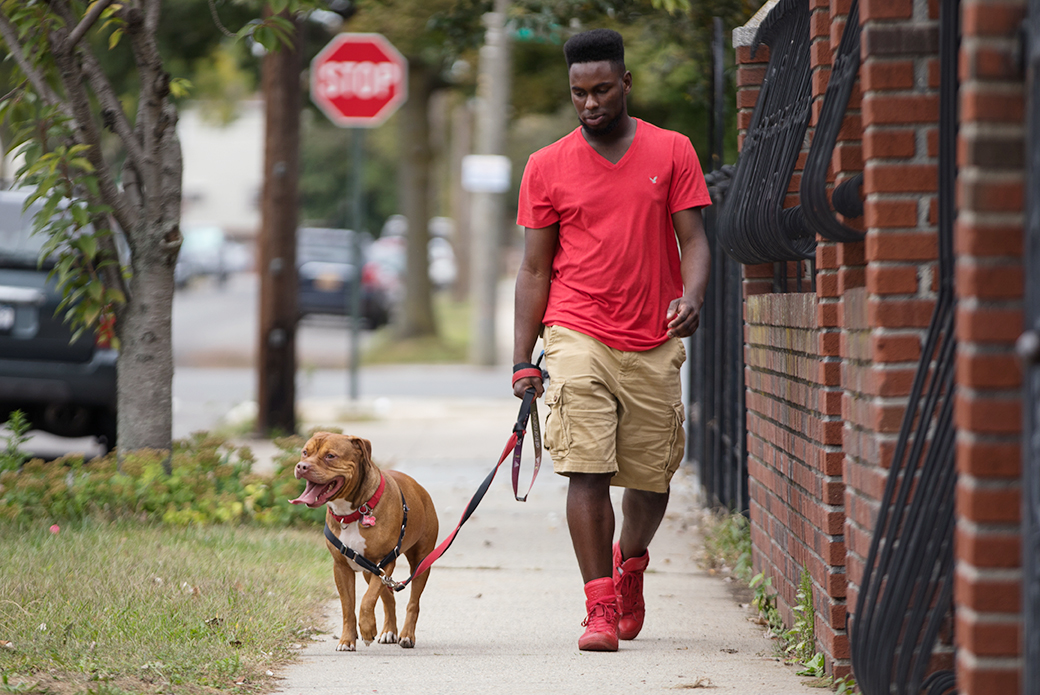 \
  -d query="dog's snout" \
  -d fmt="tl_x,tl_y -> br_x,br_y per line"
294,460 -> 310,479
